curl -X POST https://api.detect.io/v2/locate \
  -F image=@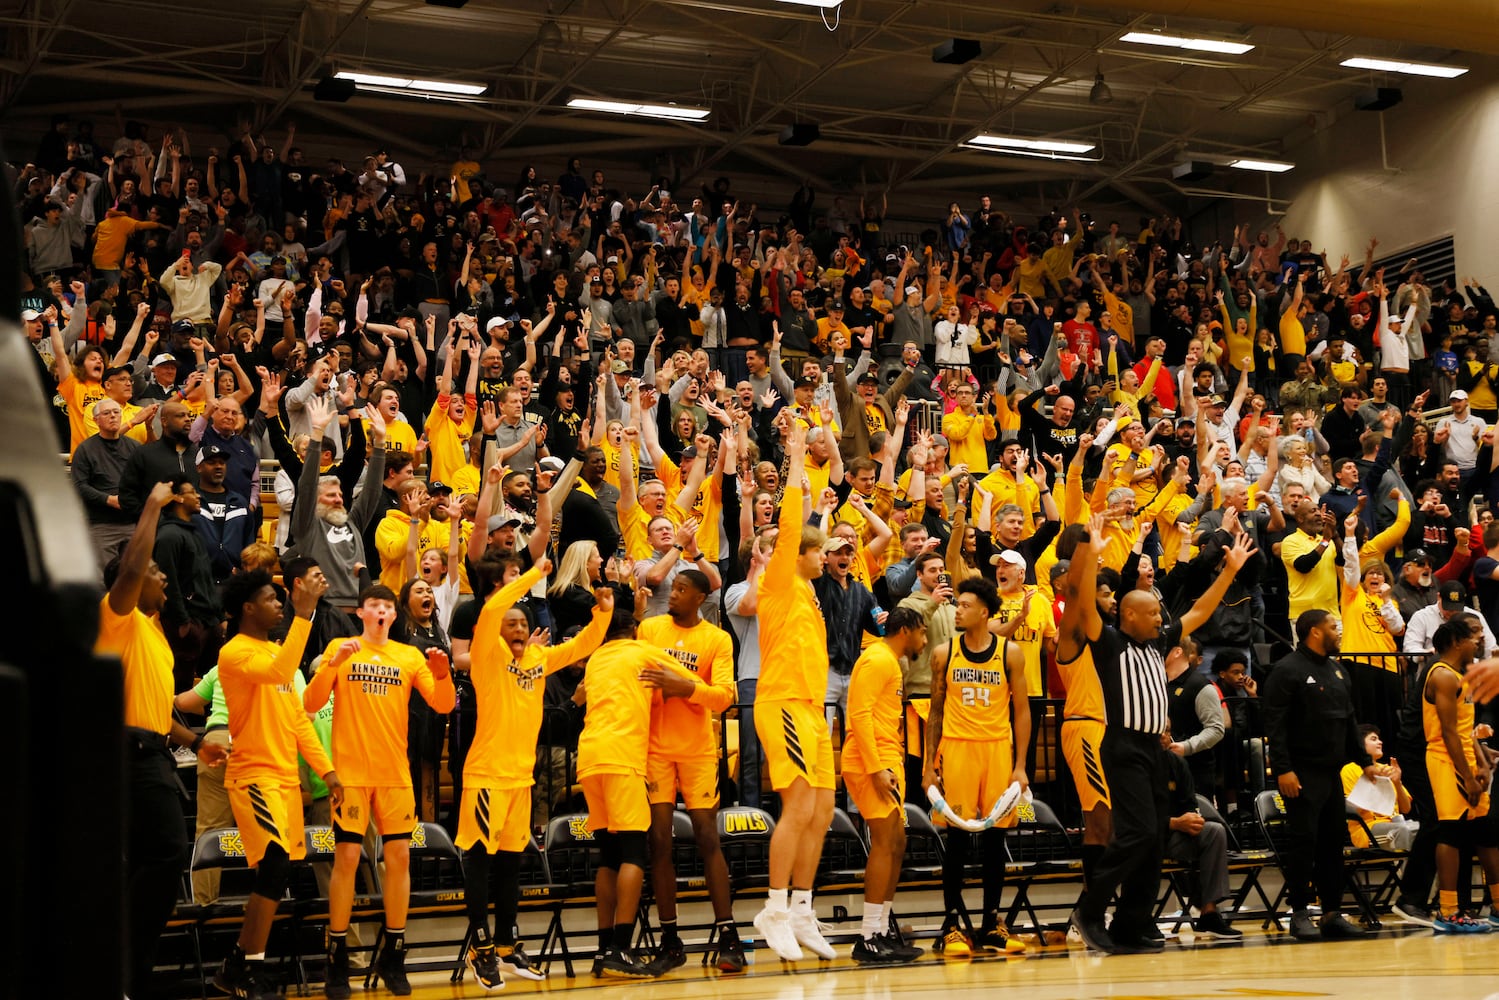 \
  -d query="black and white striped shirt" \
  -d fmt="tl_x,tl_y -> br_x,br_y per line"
1093,624 -> 1176,735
